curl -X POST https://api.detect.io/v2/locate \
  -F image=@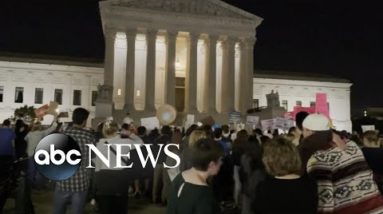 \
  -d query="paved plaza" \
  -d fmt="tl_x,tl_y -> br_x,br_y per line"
3,189 -> 165,214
